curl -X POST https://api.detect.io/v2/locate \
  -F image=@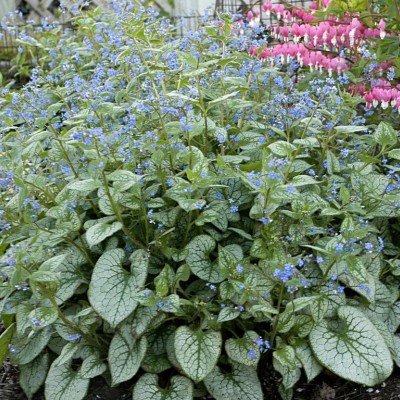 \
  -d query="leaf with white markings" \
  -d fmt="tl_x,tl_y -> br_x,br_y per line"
107,170 -> 140,192
20,352 -> 49,400
373,122 -> 397,146
10,328 -> 51,365
174,326 -> 221,382
133,373 -> 193,400
225,331 -> 260,367
310,306 -> 393,386
109,323 -> 147,385
204,362 -> 263,400
293,340 -> 323,382
88,249 -> 147,327
85,221 -> 123,247
0,323 -> 15,364
45,361 -> 89,400
217,307 -> 240,323
185,235 -> 224,283
80,351 -> 107,379
53,250 -> 87,304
